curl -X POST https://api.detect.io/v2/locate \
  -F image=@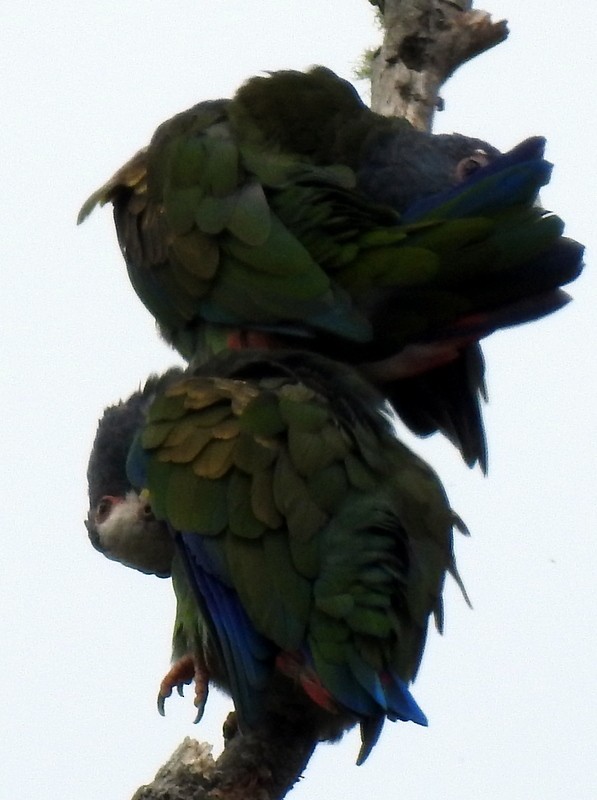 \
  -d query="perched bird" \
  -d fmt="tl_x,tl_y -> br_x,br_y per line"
79,66 -> 583,469
86,350 -> 467,763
